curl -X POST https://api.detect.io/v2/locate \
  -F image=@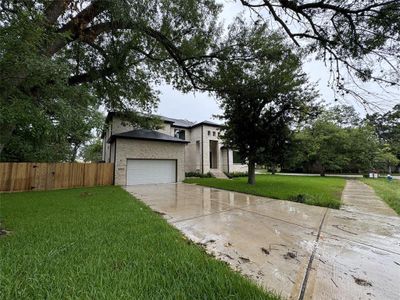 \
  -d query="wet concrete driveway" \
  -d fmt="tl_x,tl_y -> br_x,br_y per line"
125,181 -> 400,300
